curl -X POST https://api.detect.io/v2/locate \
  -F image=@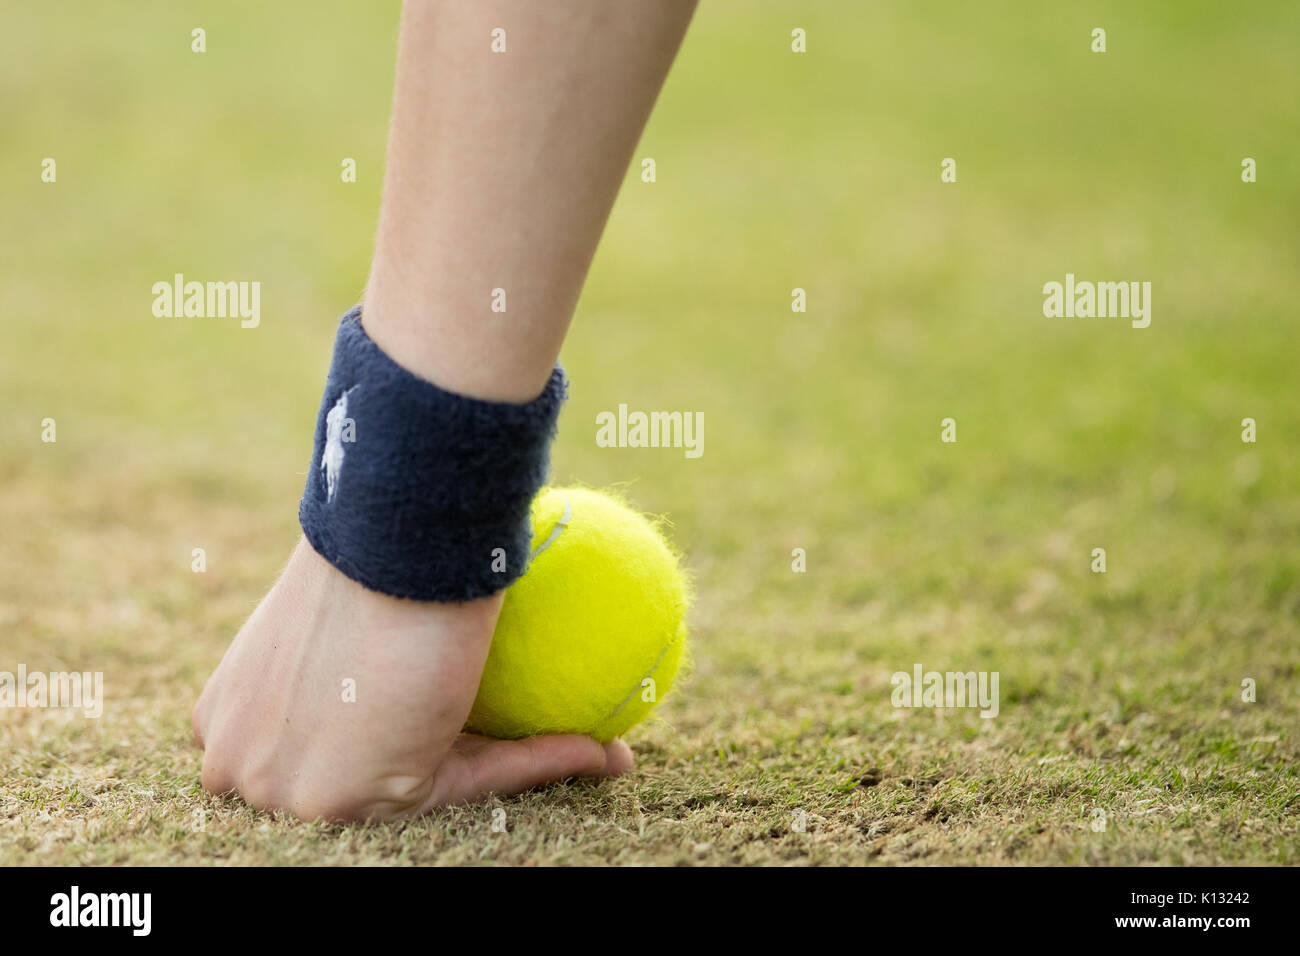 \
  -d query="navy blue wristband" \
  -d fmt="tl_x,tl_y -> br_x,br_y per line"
299,306 -> 567,602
